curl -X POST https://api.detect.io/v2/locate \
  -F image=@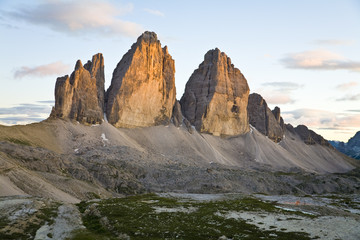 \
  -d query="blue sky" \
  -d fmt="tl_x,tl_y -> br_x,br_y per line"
0,0 -> 359,141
